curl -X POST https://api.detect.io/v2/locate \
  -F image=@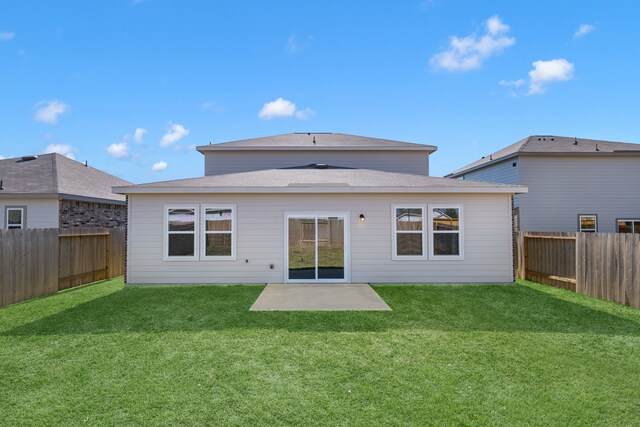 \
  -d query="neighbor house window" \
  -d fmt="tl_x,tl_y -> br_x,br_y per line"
579,215 -> 597,232
202,205 -> 236,260
165,207 -> 198,260
392,205 -> 426,259
617,219 -> 640,234
5,207 -> 25,229
429,206 -> 463,259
